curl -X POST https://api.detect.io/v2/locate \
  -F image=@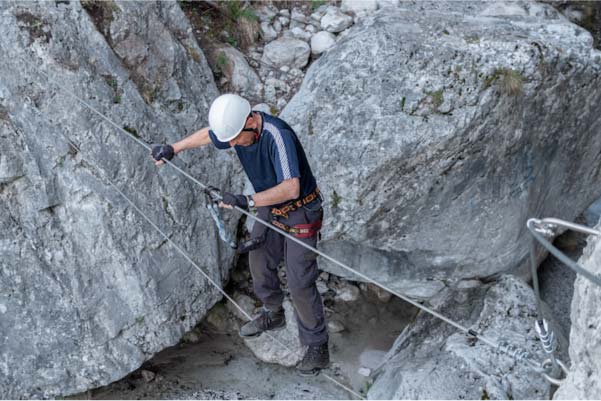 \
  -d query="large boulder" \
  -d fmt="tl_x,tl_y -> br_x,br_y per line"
554,224 -> 601,399
368,275 -> 565,399
0,1 -> 243,398
281,1 -> 601,300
